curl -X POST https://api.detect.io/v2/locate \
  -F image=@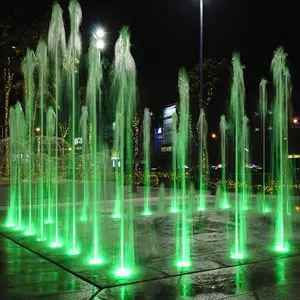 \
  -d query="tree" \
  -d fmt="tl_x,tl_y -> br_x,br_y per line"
188,58 -> 228,185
